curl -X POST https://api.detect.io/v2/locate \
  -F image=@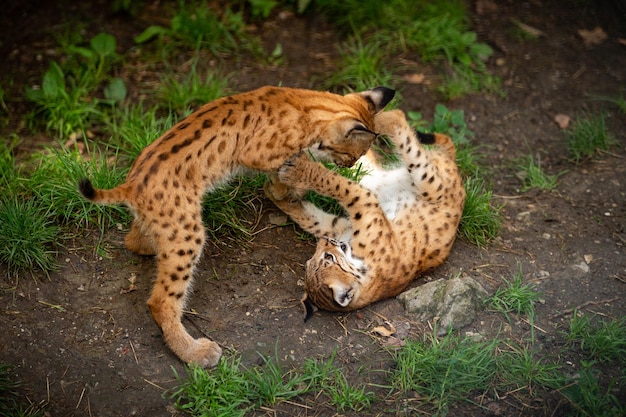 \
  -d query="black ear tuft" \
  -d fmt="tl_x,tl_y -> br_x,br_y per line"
78,178 -> 96,200
363,87 -> 396,113
416,130 -> 436,145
